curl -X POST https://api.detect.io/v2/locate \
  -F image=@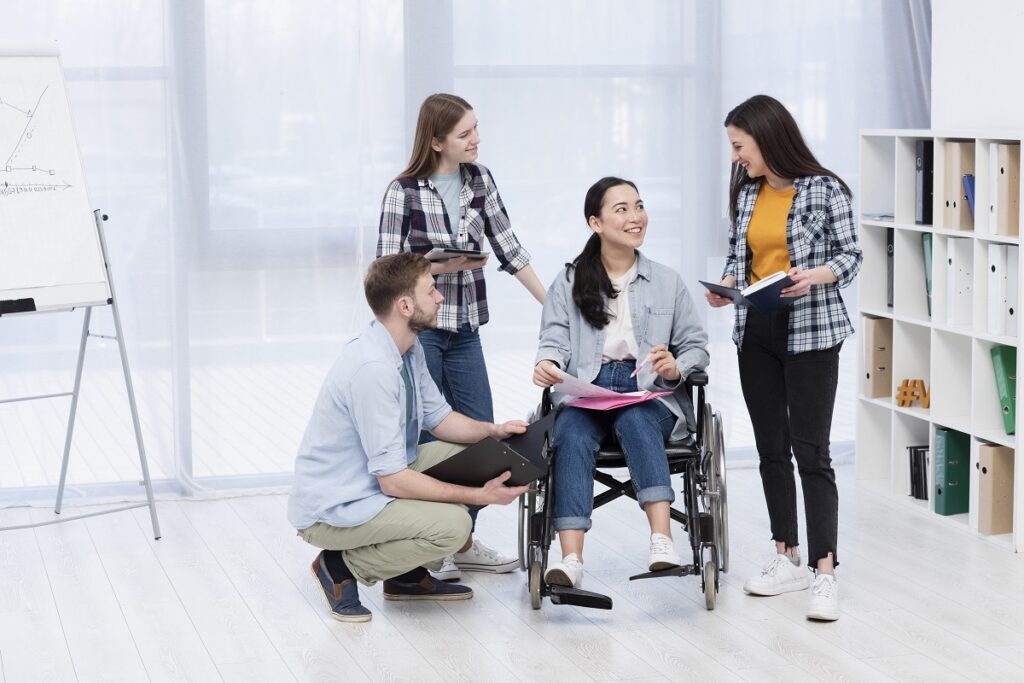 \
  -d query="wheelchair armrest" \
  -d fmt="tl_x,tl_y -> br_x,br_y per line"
685,371 -> 708,387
